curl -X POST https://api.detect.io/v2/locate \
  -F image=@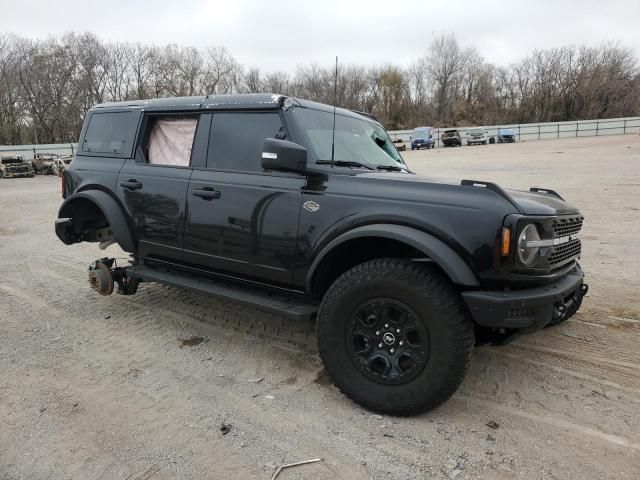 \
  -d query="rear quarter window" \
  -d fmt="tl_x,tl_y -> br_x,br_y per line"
82,111 -> 137,156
